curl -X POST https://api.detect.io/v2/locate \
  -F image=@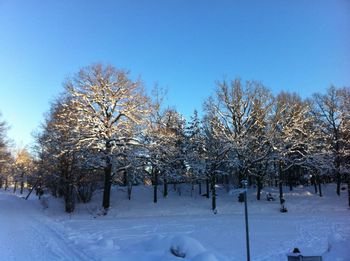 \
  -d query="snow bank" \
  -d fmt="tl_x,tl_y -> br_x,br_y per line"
114,235 -> 222,261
